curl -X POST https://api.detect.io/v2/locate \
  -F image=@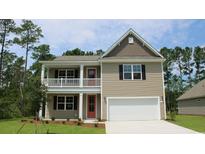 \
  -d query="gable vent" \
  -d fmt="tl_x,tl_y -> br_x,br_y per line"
128,37 -> 134,44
